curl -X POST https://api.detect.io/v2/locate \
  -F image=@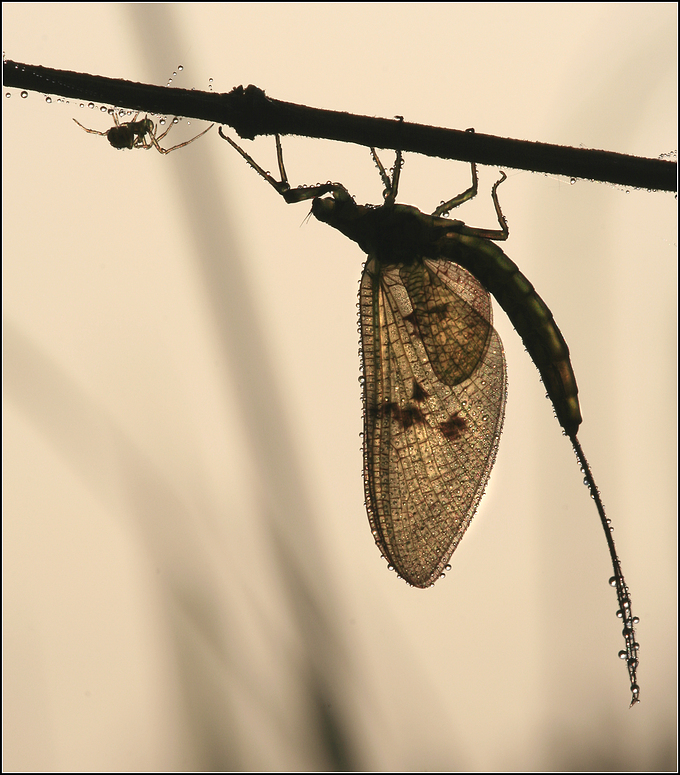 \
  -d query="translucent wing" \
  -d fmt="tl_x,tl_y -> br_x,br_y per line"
400,259 -> 492,386
360,256 -> 507,588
